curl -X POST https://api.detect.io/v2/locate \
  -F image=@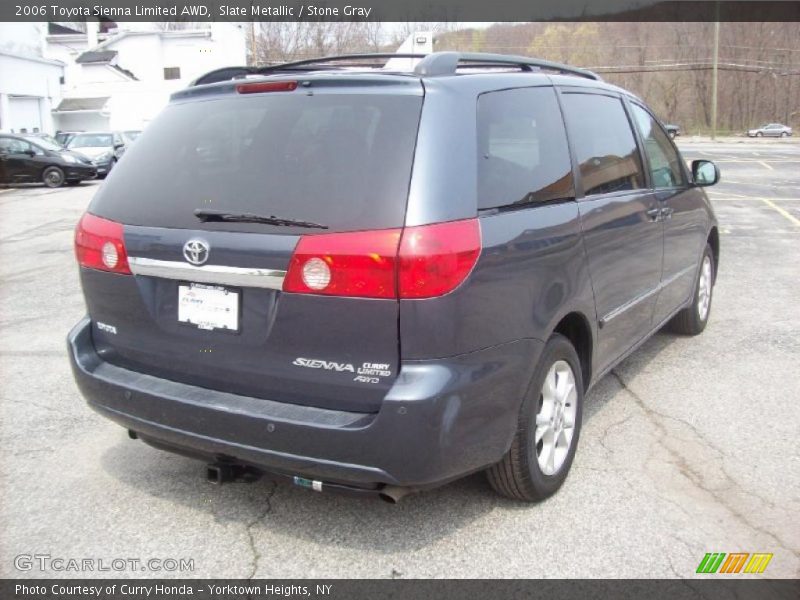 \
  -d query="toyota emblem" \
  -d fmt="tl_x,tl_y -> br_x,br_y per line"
183,239 -> 210,266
